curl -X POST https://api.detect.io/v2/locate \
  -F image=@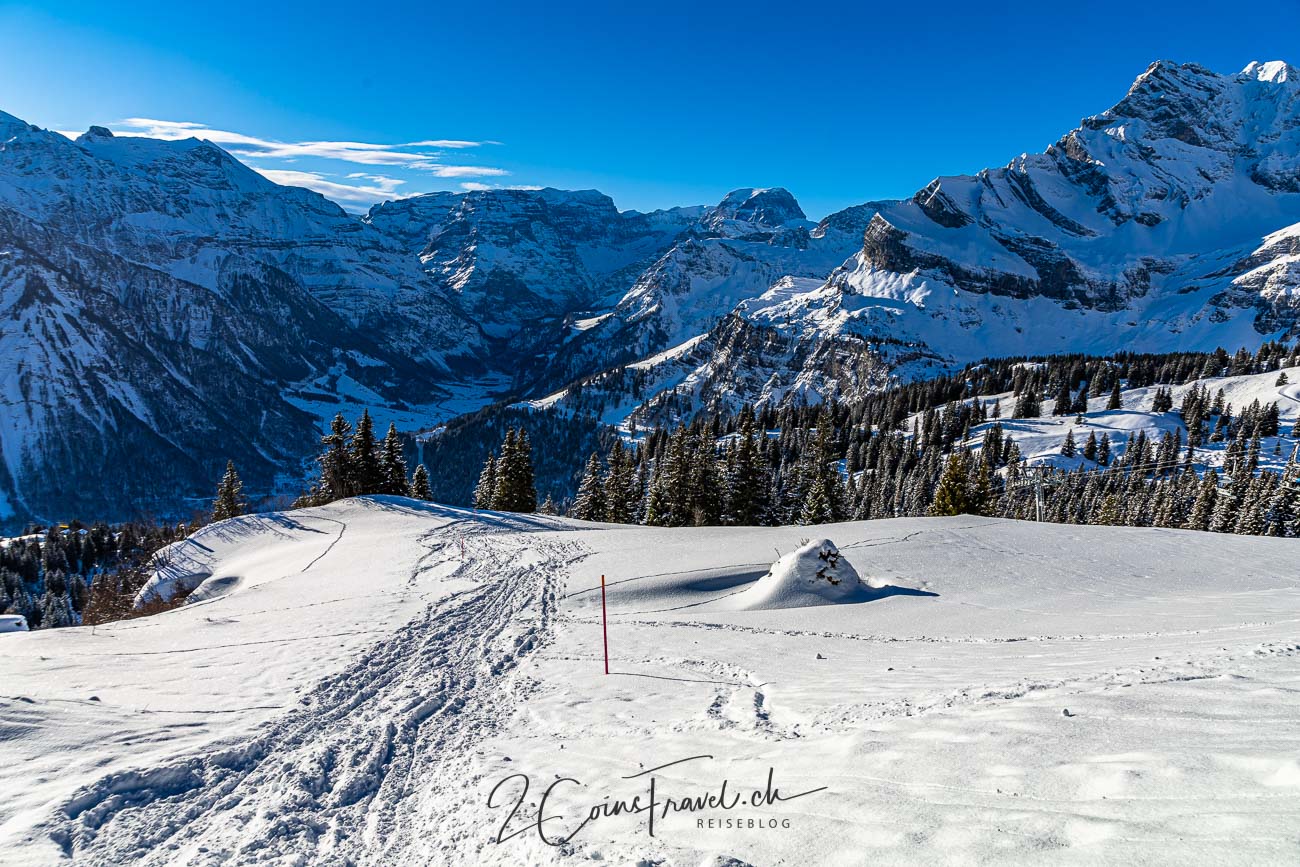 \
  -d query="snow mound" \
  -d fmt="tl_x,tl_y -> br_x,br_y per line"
729,539 -> 869,610
0,614 -> 28,633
